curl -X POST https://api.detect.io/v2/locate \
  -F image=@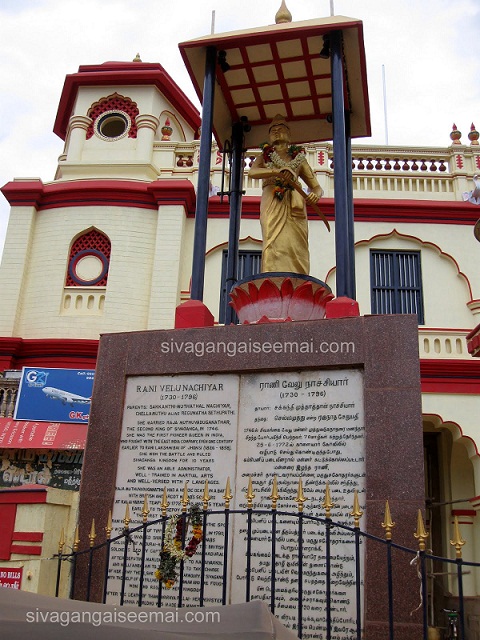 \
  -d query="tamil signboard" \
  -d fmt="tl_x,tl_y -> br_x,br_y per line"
14,368 -> 94,424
